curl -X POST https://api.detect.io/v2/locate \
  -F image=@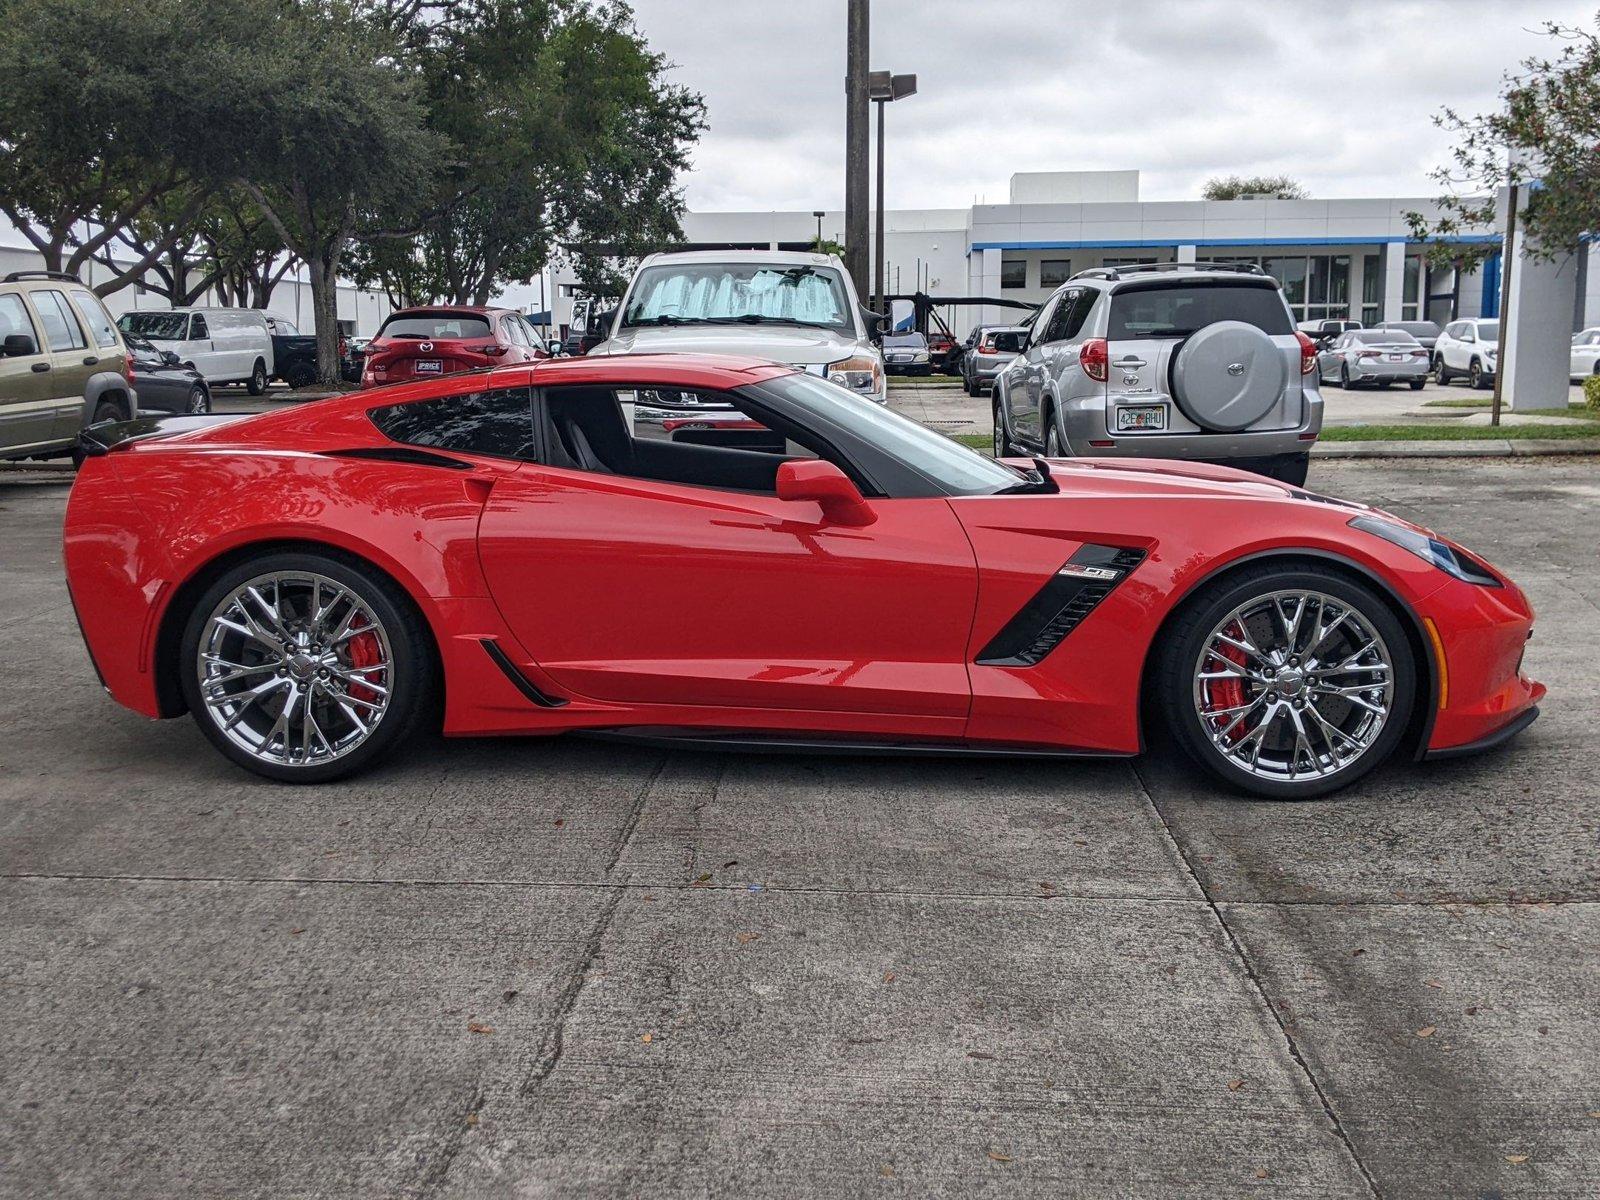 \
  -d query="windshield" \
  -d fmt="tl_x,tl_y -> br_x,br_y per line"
883,332 -> 925,347
622,262 -> 854,331
1474,321 -> 1500,342
379,312 -> 493,340
1108,283 -> 1293,339
1389,322 -> 1438,336
756,372 -> 1023,496
1356,329 -> 1418,345
118,312 -> 190,341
